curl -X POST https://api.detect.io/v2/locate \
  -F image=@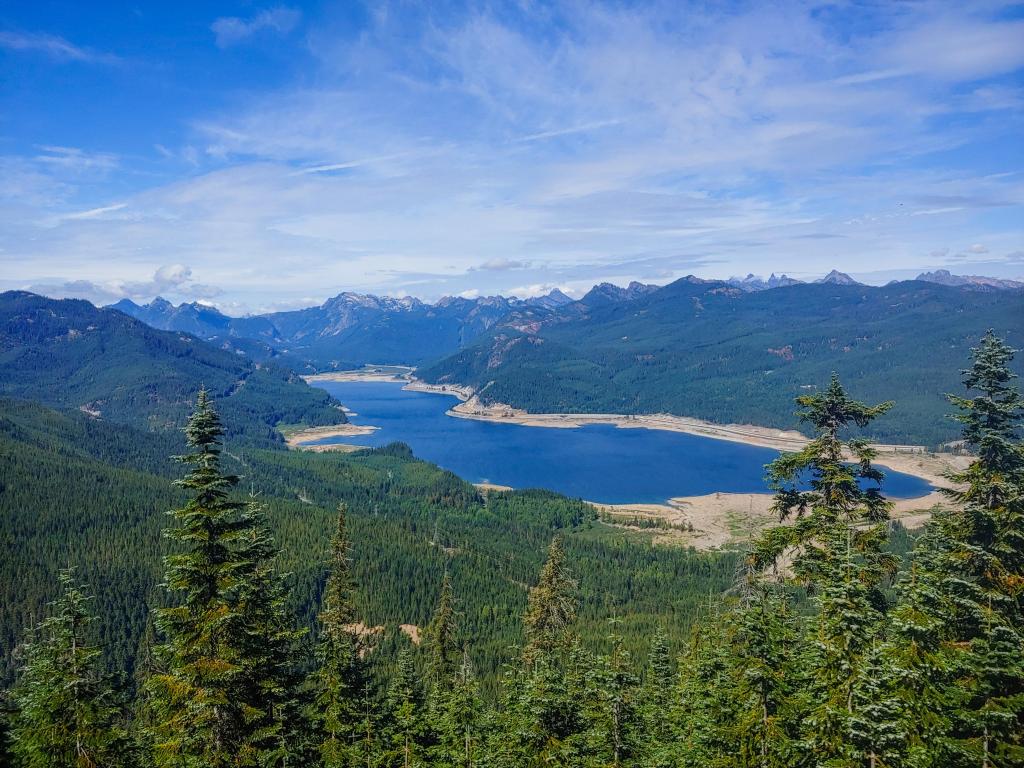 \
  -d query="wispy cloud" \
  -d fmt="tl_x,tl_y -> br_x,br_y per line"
211,7 -> 301,48
24,264 -> 222,305
5,1 -> 1023,309
61,203 -> 127,221
34,146 -> 119,173
0,30 -> 118,63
